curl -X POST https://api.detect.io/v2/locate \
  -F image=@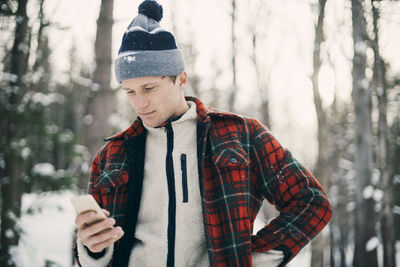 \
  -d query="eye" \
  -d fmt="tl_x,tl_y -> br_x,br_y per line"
144,87 -> 155,91
126,90 -> 135,95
